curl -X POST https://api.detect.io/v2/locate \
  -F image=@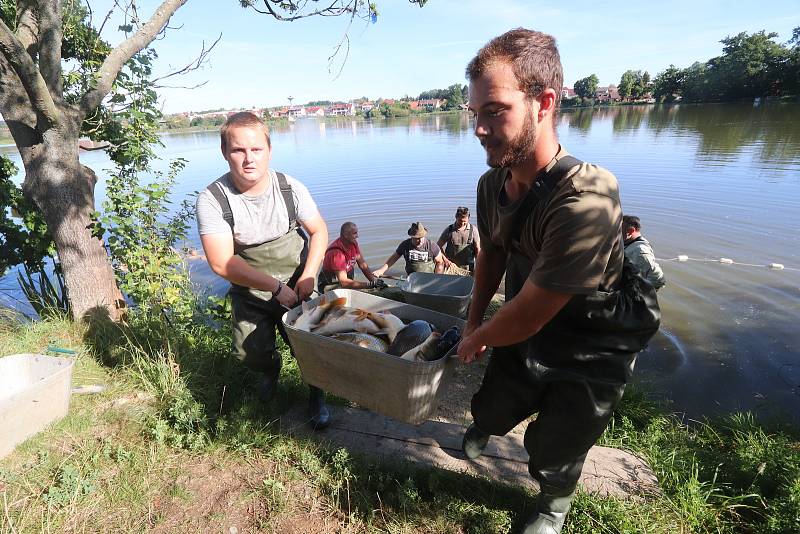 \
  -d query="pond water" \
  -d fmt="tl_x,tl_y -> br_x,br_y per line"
3,103 -> 799,422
